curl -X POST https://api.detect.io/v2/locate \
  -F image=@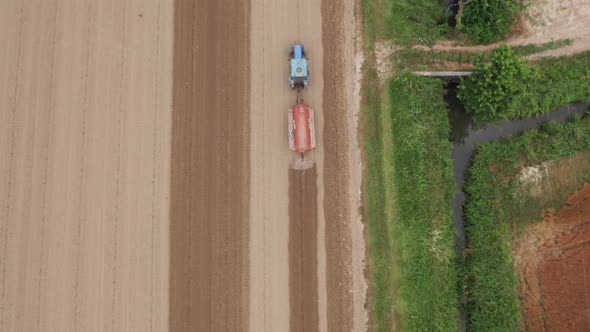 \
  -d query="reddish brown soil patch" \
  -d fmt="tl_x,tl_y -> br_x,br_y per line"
514,183 -> 590,332
289,167 -> 319,332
